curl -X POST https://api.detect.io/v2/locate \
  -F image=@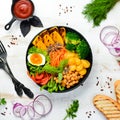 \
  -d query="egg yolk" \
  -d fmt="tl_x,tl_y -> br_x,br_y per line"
30,53 -> 42,65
